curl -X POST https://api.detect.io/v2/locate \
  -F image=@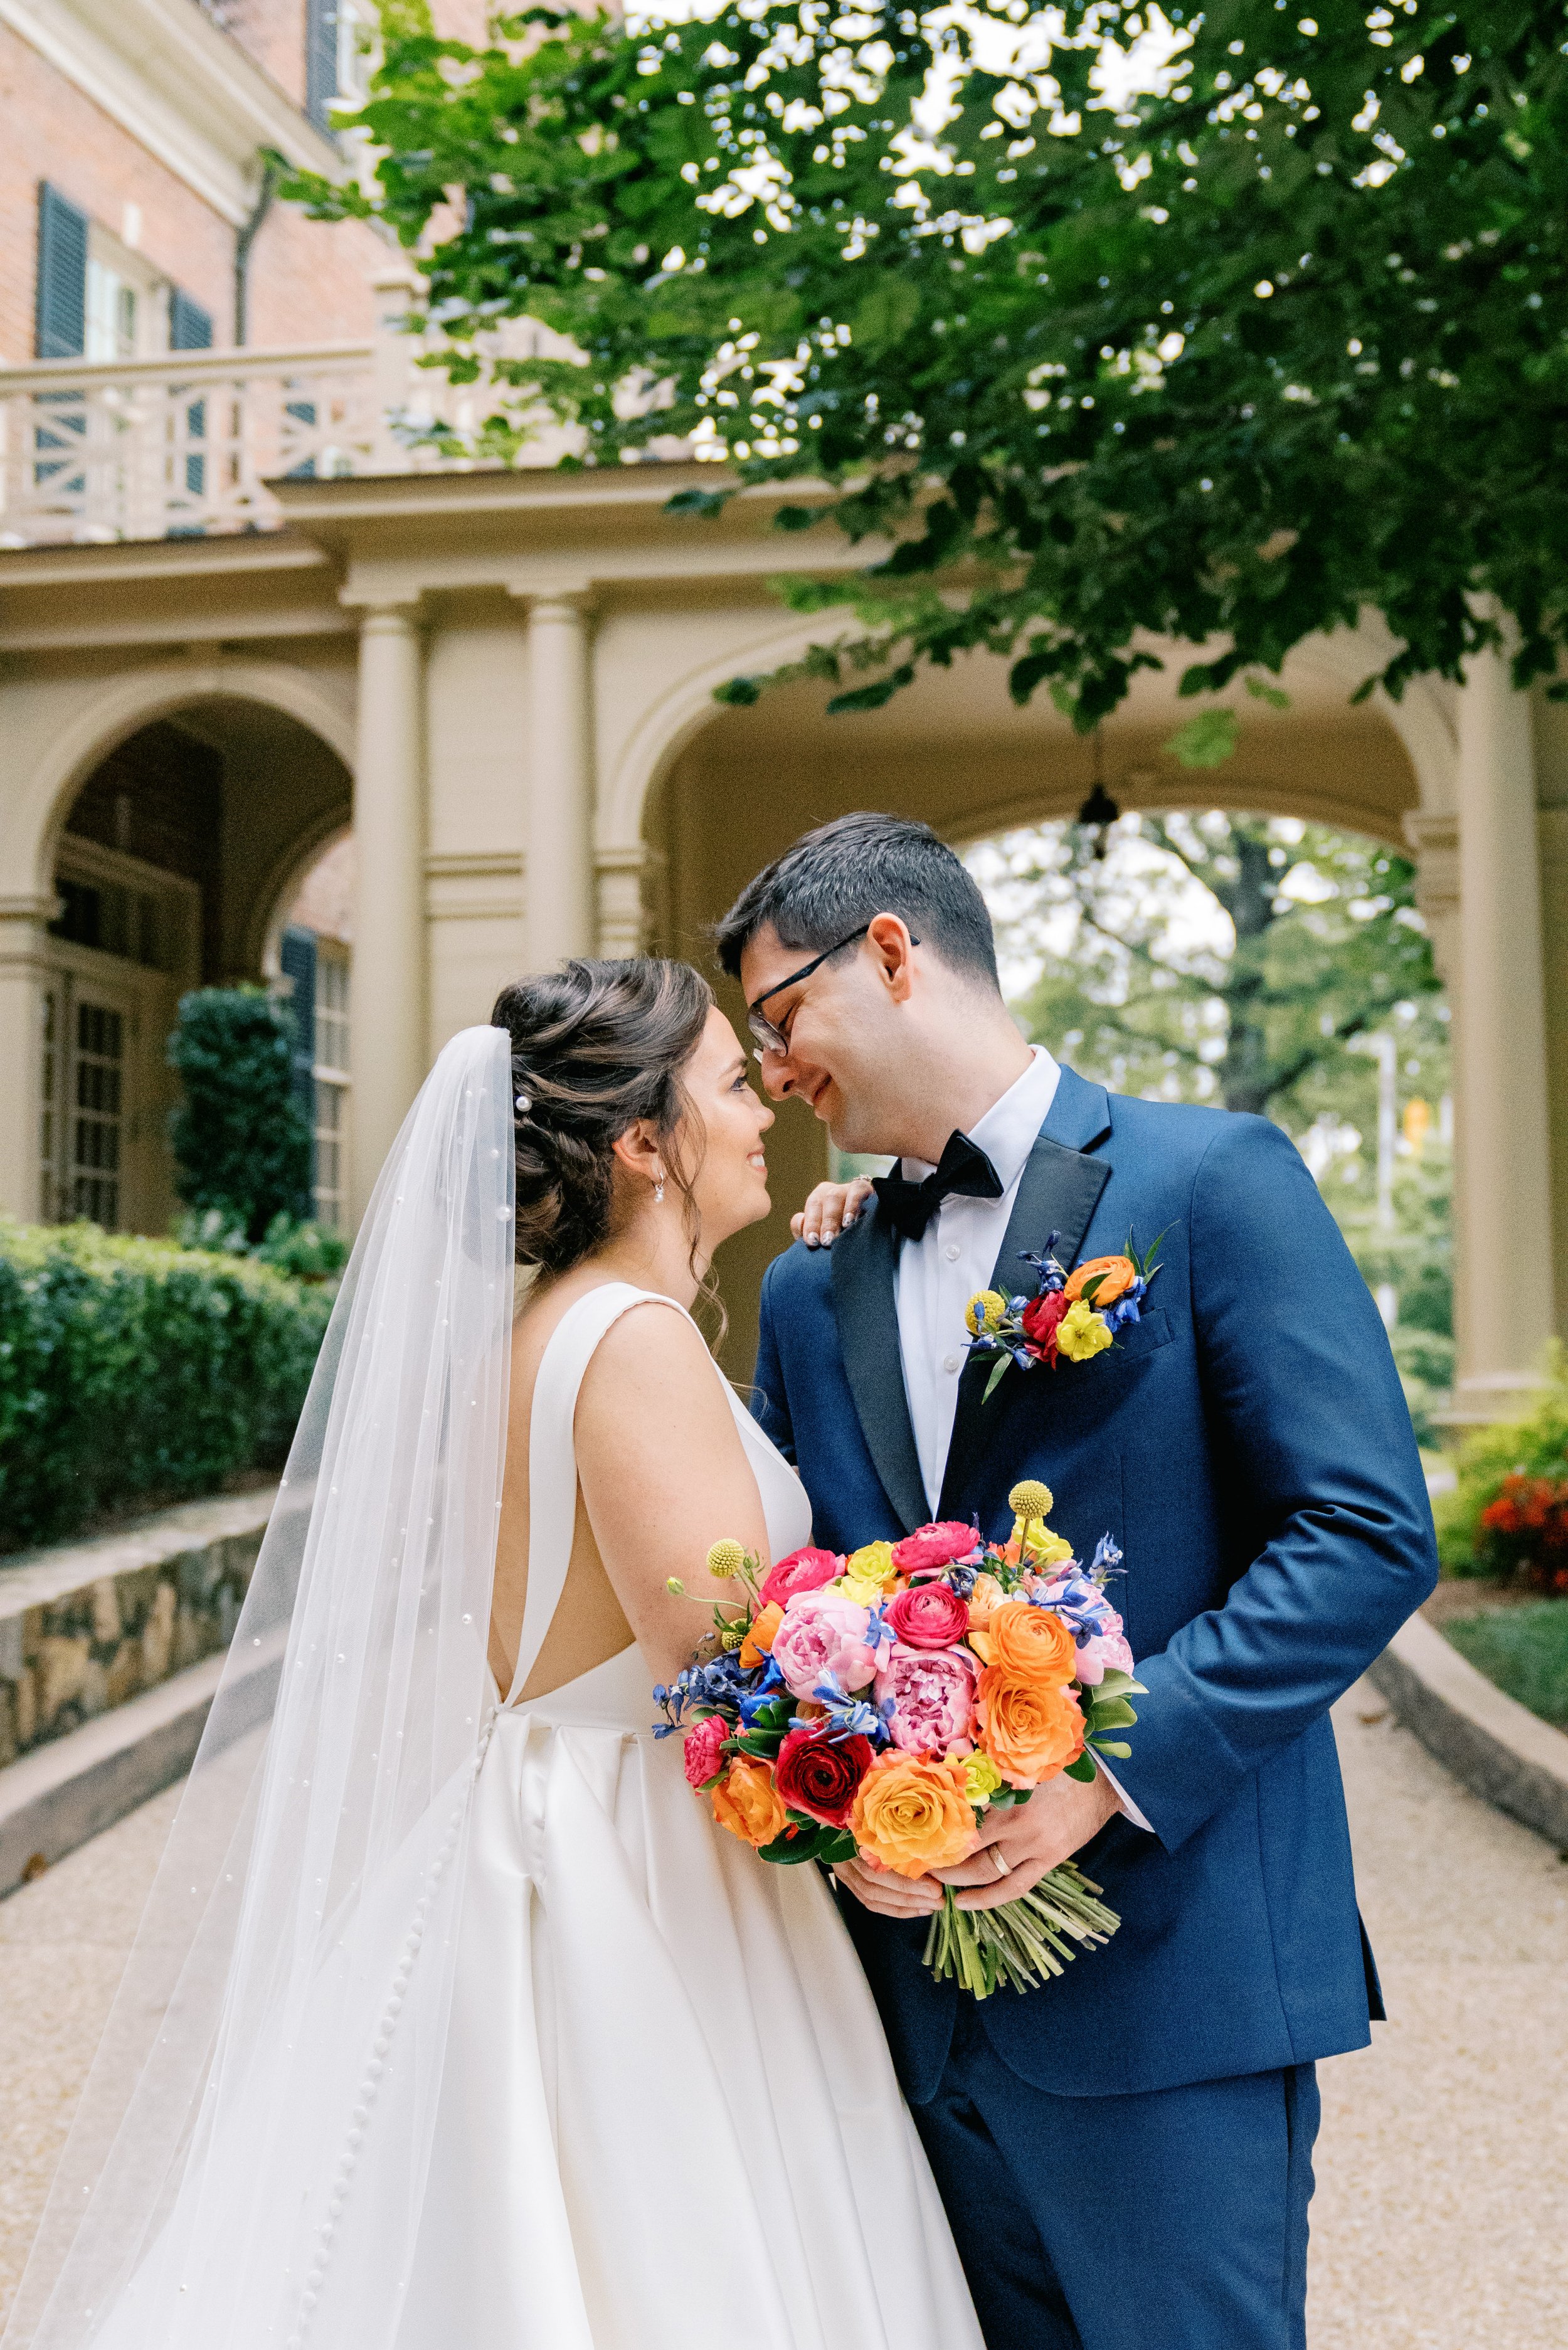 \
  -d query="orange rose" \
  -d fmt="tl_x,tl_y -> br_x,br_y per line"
983,1601 -> 1077,1686
977,1668 -> 1085,1787
1064,1254 -> 1136,1307
739,1601 -> 785,1671
850,1752 -> 979,1880
710,1757 -> 787,1848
